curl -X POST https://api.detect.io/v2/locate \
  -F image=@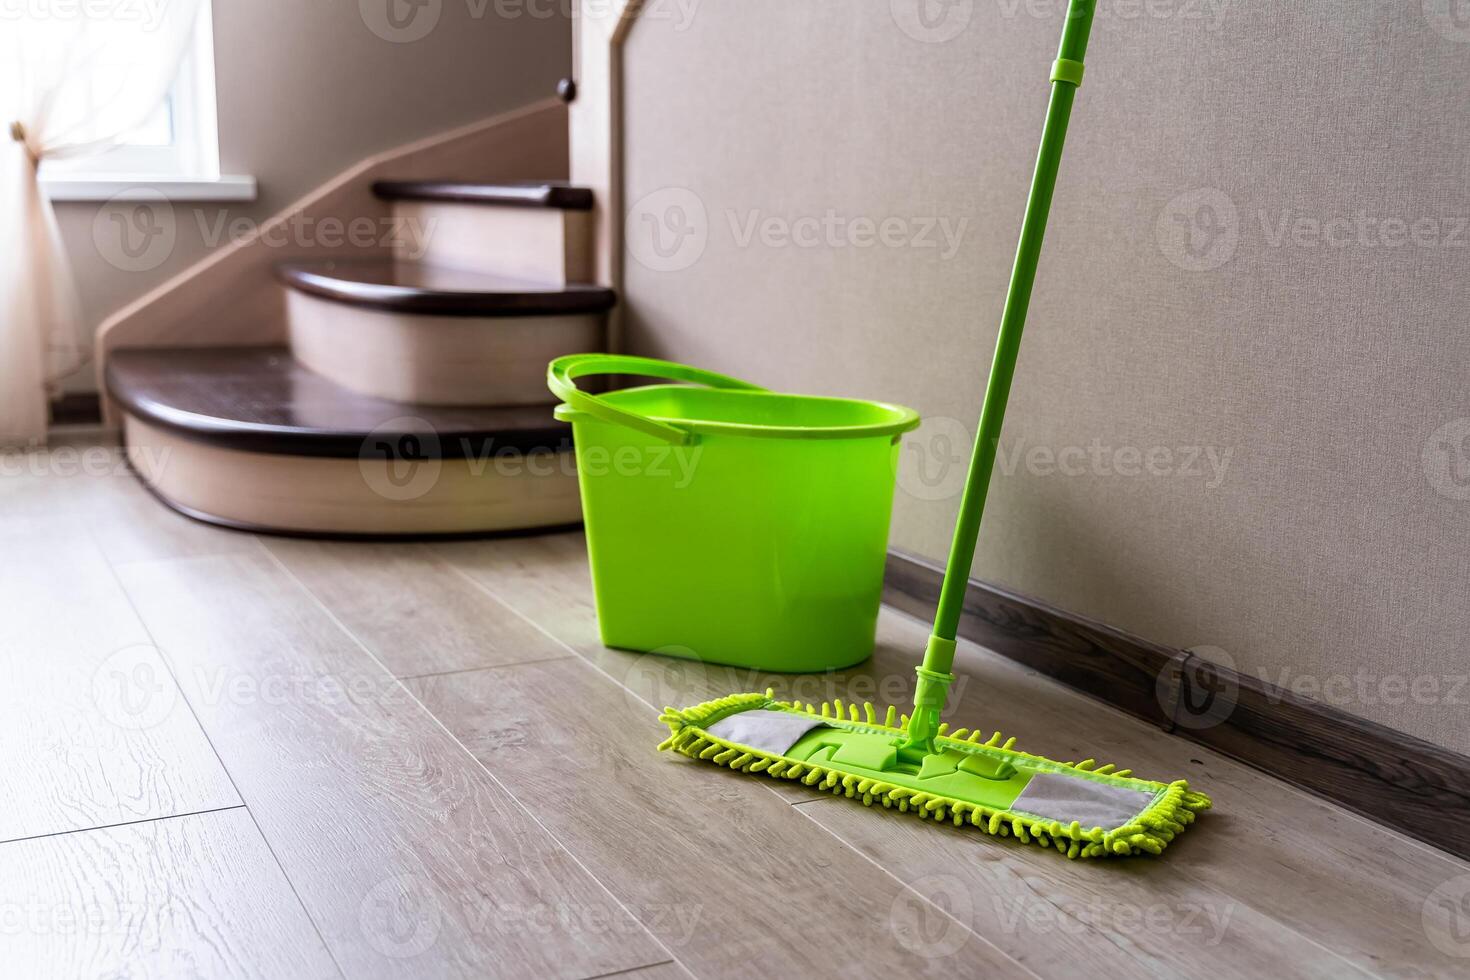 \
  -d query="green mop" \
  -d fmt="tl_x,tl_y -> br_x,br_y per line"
658,0 -> 1211,858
